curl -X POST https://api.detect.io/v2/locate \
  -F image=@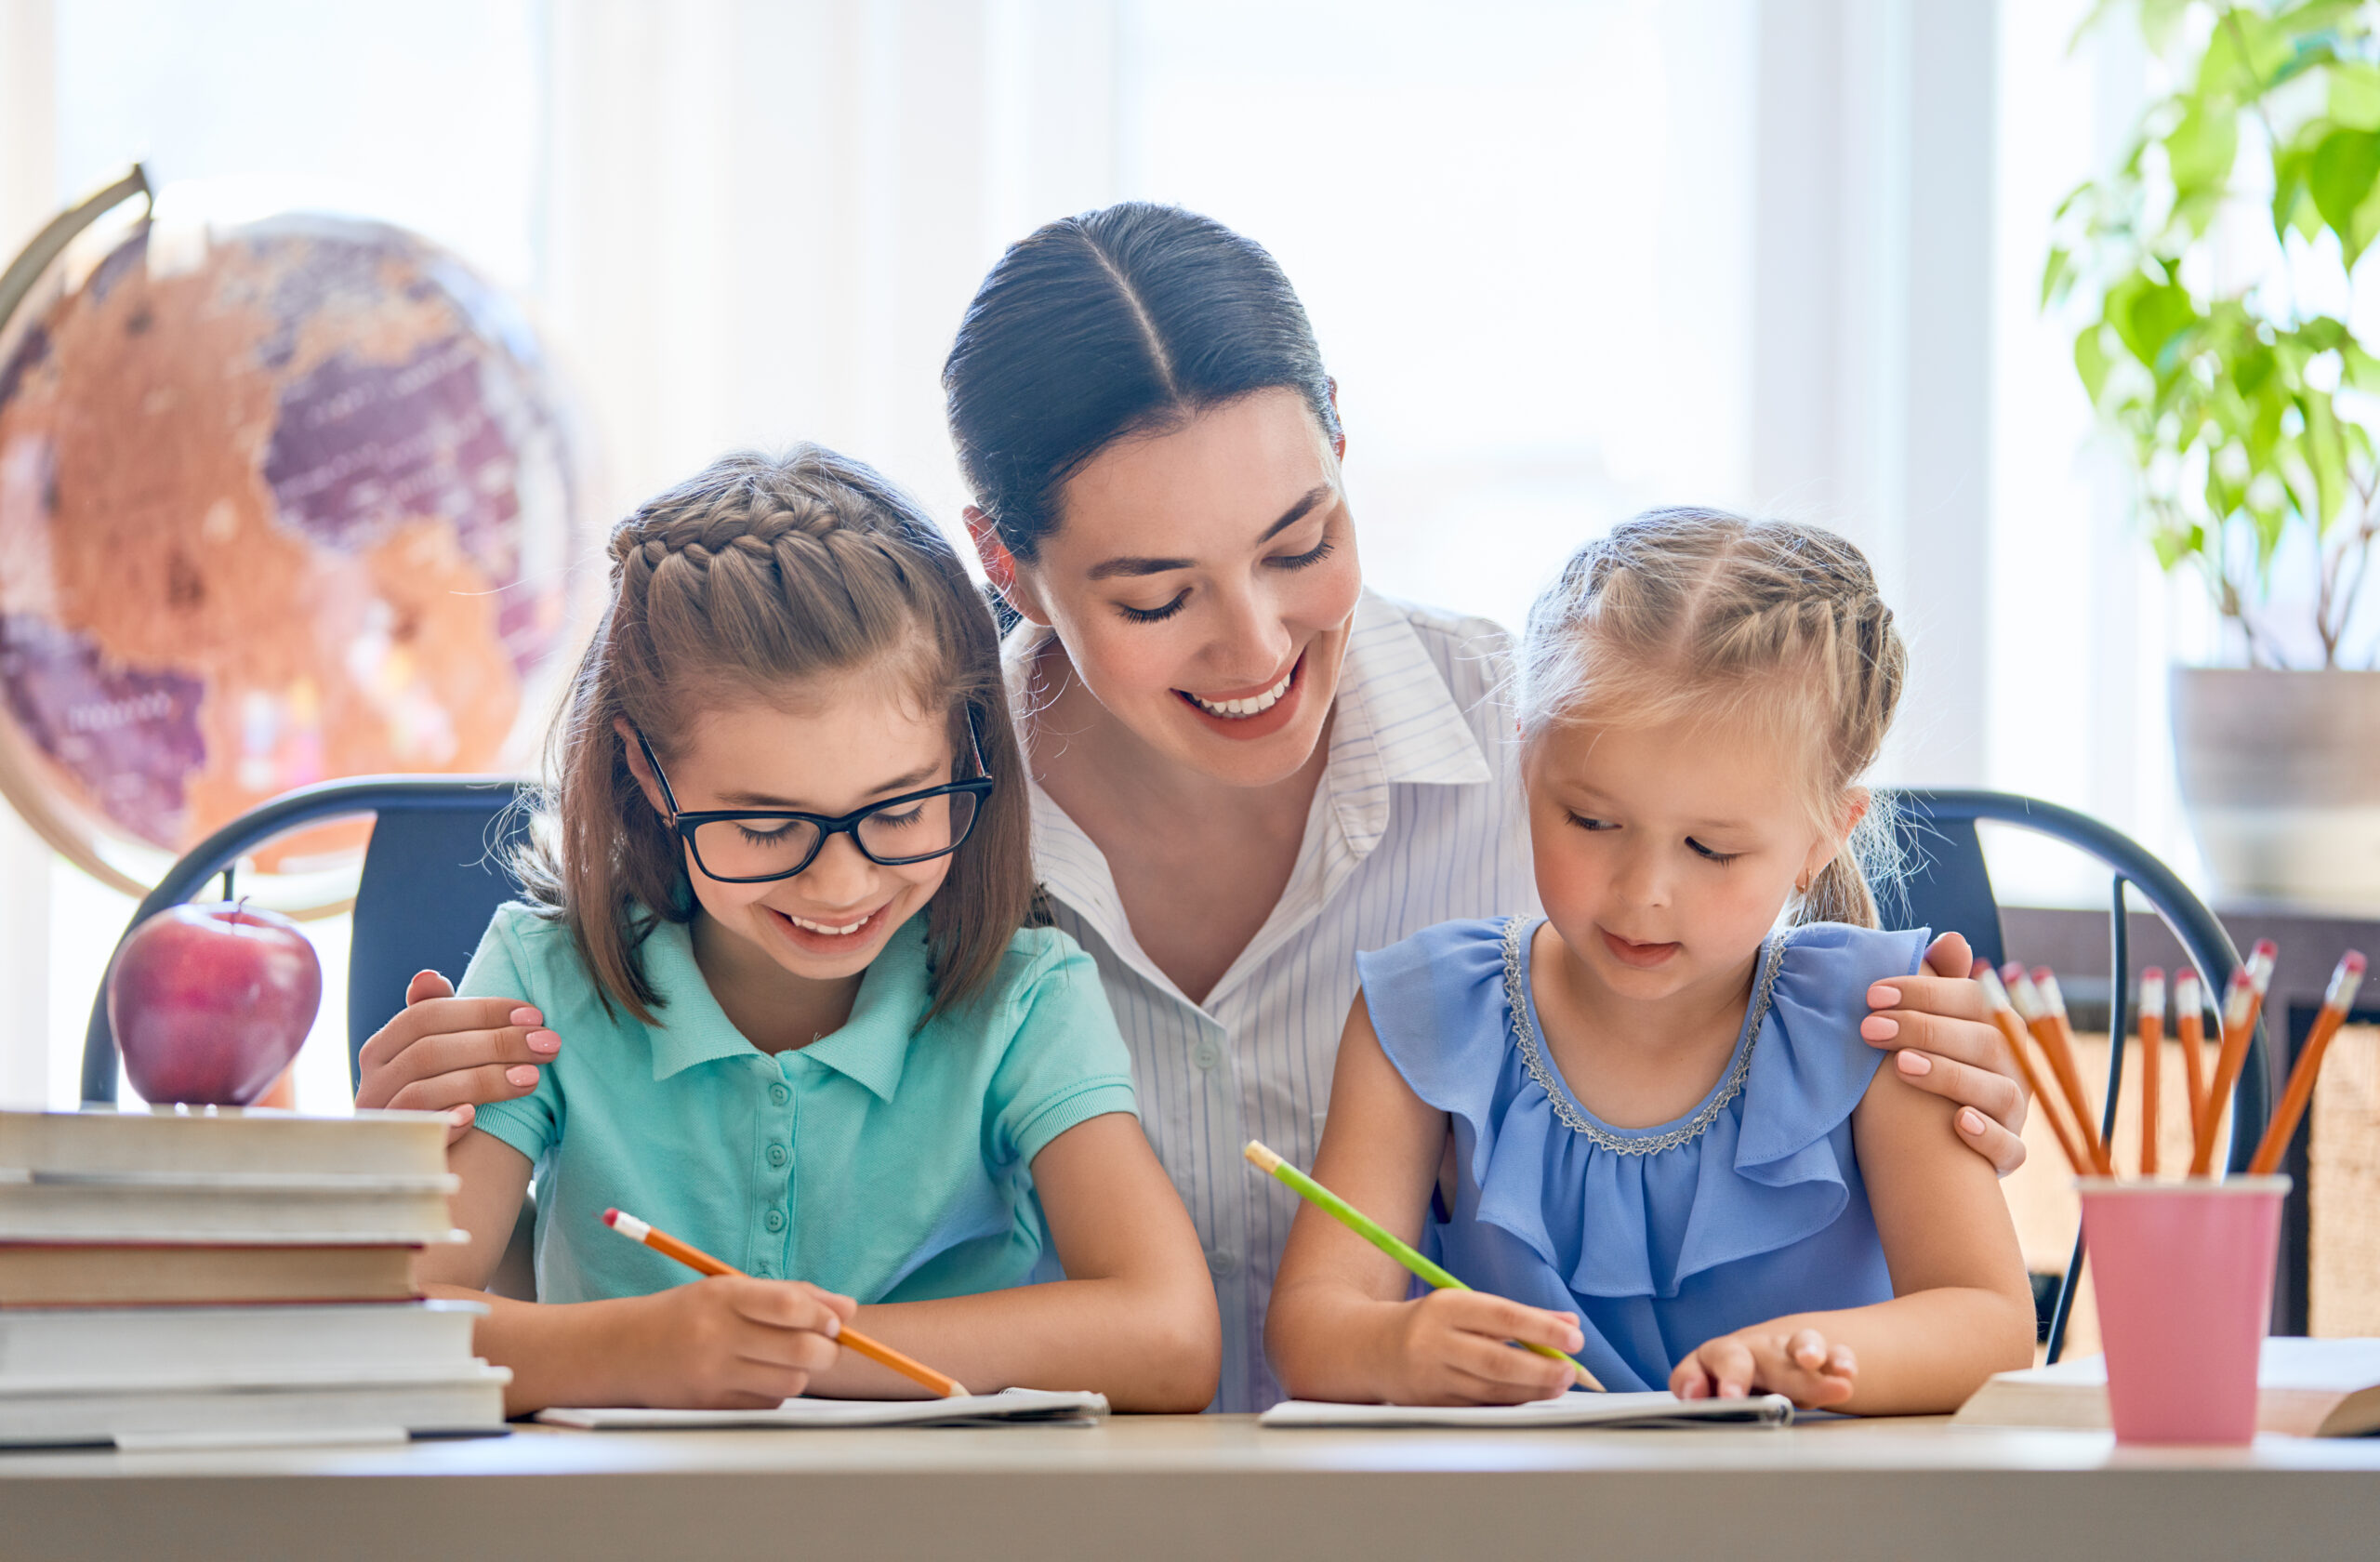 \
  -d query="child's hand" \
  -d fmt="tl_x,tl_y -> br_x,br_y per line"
616,1275 -> 860,1409
355,971 -> 561,1143
1379,1289 -> 1585,1405
1672,1326 -> 1857,1409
